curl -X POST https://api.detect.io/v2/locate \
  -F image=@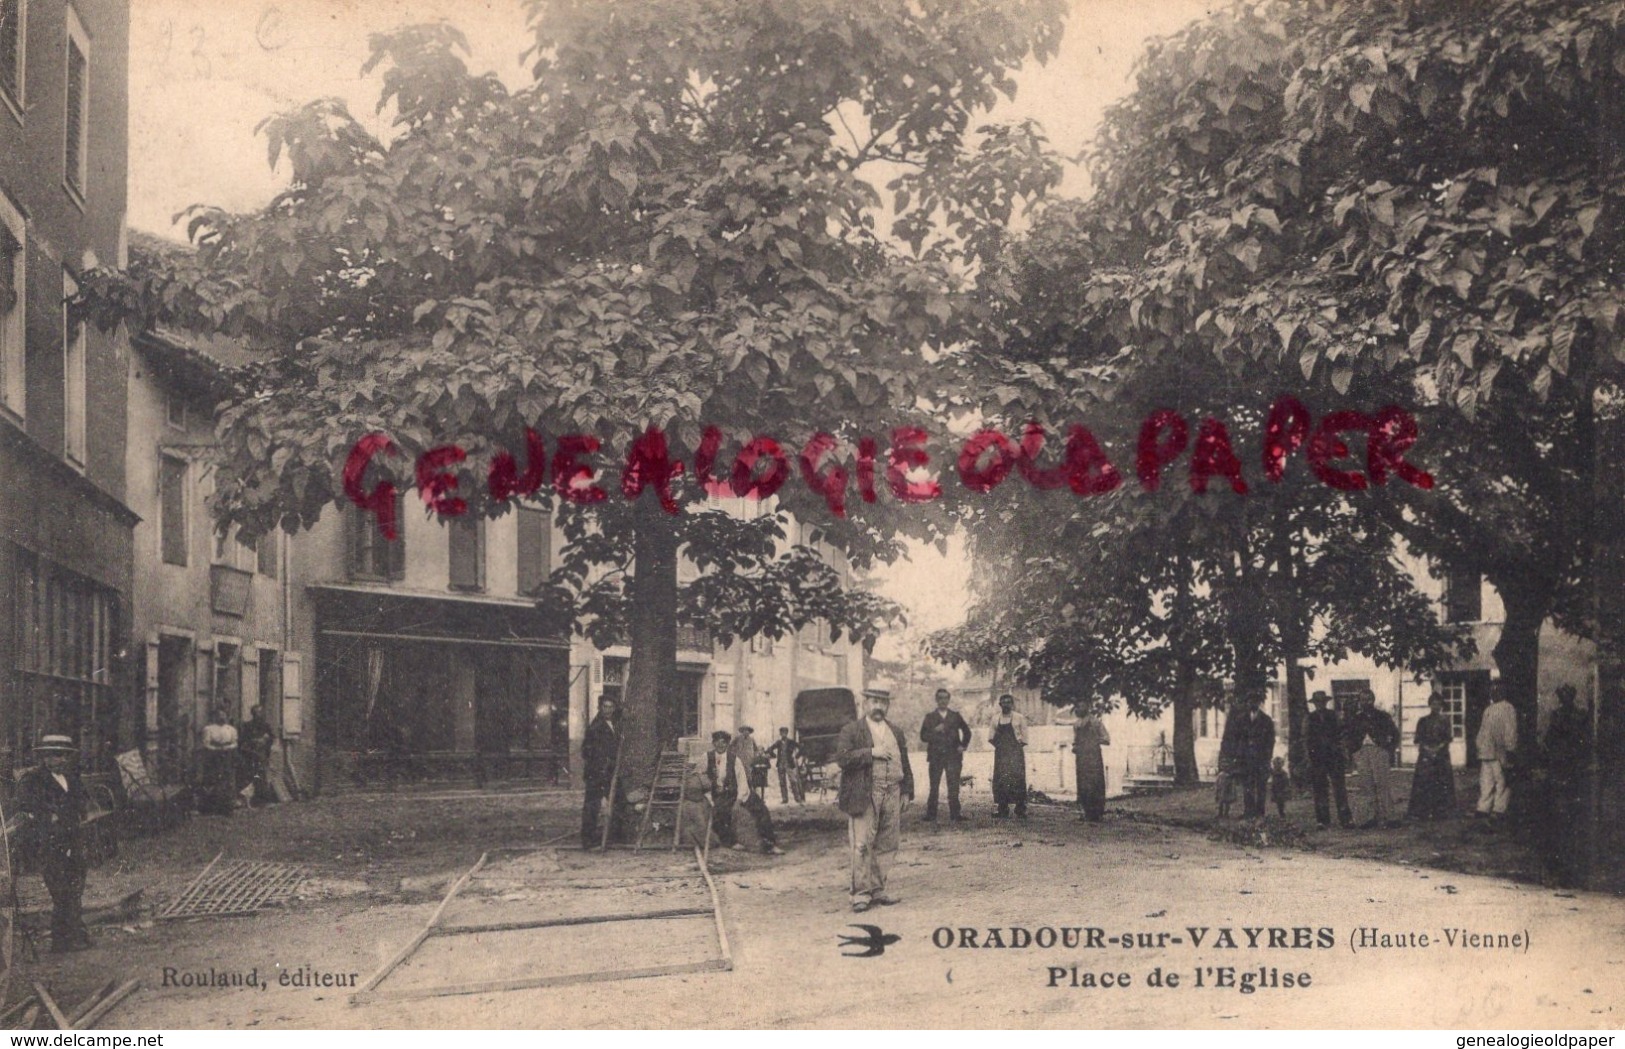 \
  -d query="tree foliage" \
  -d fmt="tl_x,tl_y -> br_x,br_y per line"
82,0 -> 1068,776
944,0 -> 1620,748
